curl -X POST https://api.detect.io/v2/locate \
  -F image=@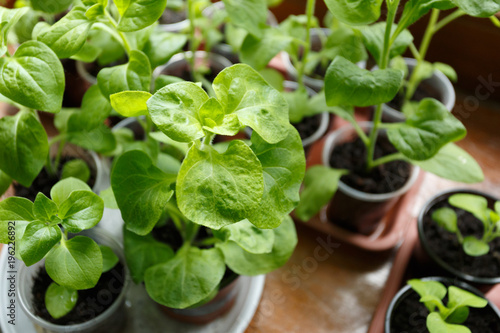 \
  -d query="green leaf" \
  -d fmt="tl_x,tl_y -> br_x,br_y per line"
97,50 -> 151,100
259,68 -> 285,91
247,126 -> 306,228
0,112 -> 49,187
111,91 -> 152,118
50,177 -> 92,207
361,22 -> 413,66
325,56 -> 403,107
447,306 -> 469,325
434,62 -> 458,82
217,220 -> 275,254
31,0 -> 74,14
0,197 -> 34,244
283,87 -> 309,124
213,64 -> 290,144
324,0 -> 383,26
19,222 -> 61,266
33,193 -> 58,222
295,166 -> 347,222
70,43 -> 101,63
176,141 -> 264,229
432,207 -> 458,233
46,236 -> 103,290
124,228 -> 174,283
322,26 -> 367,65
99,245 -> 119,273
451,0 -> 500,17
115,0 -> 168,32
100,187 -> 119,209
495,202 -> 500,216
199,98 -> 241,136
387,98 -> 466,160
0,41 -> 64,113
408,279 -> 447,312
85,3 -> 105,20
222,0 -> 267,38
58,191 -> 104,233
156,153 -> 181,174
449,193 -> 489,222
45,283 -> 78,319
111,150 -> 176,235
66,121 -> 117,154
0,7 -> 29,56
410,143 -> 484,184
463,236 -> 490,256
218,215 -> 297,275
0,169 -> 11,196
61,159 -> 91,184
399,0 -> 455,31
448,285 -> 488,309
75,85 -> 113,129
144,32 -> 187,68
145,246 -> 226,309
426,312 -> 471,333
36,7 -> 95,59
240,28 -> 293,70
